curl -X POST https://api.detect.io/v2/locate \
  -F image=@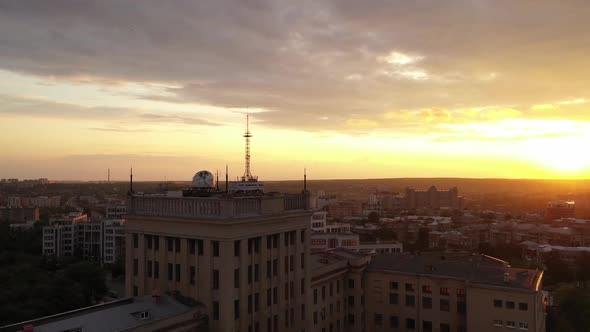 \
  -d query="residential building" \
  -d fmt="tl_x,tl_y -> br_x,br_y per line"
404,186 -> 463,210
327,200 -> 364,219
106,204 -> 127,219
365,254 -> 545,332
358,240 -> 403,255
0,207 -> 39,224
311,232 -> 360,253
545,200 -> 575,220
